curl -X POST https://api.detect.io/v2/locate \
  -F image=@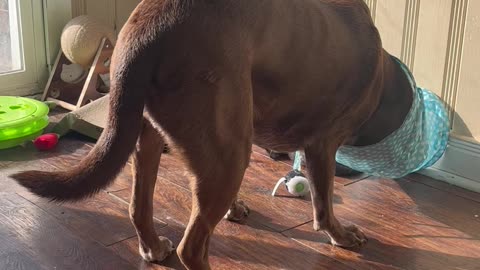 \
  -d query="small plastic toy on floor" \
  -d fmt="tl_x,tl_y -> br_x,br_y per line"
272,151 -> 310,197
0,96 -> 50,150
33,133 -> 59,151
